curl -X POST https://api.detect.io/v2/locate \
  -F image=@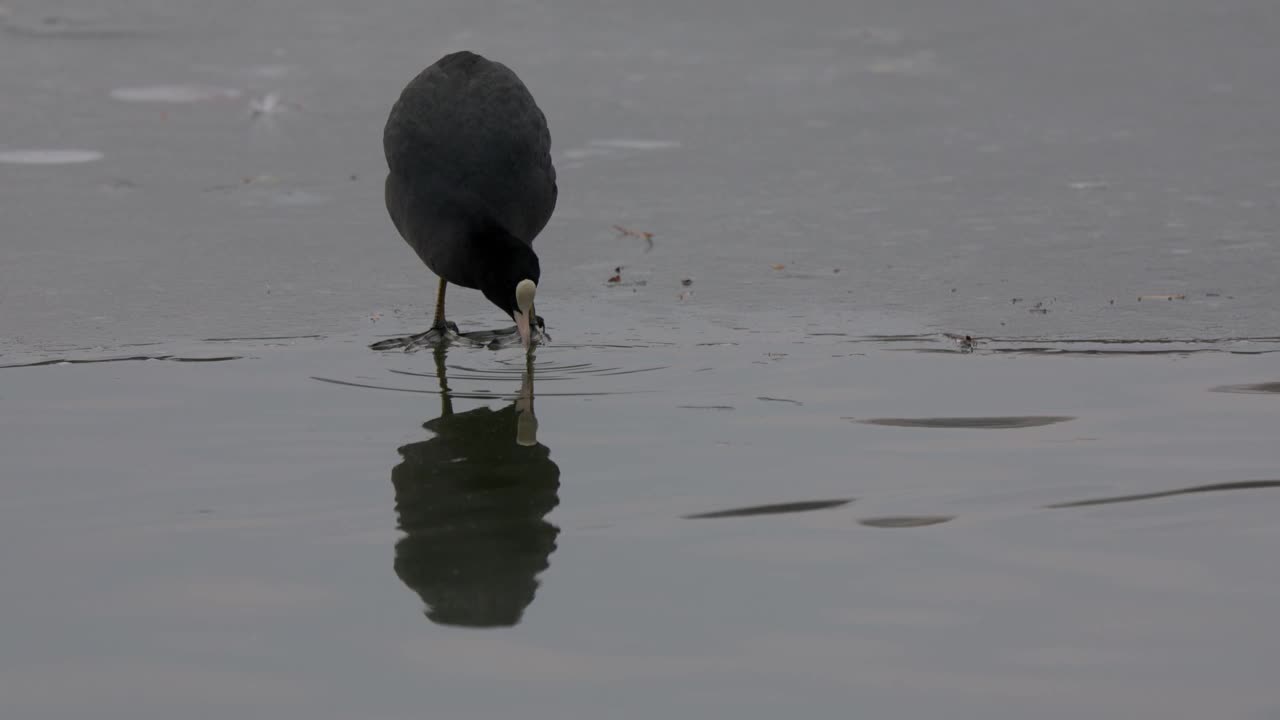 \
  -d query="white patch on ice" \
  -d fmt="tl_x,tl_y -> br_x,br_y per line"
110,85 -> 242,103
0,149 -> 103,165
588,139 -> 682,151
562,147 -> 612,160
